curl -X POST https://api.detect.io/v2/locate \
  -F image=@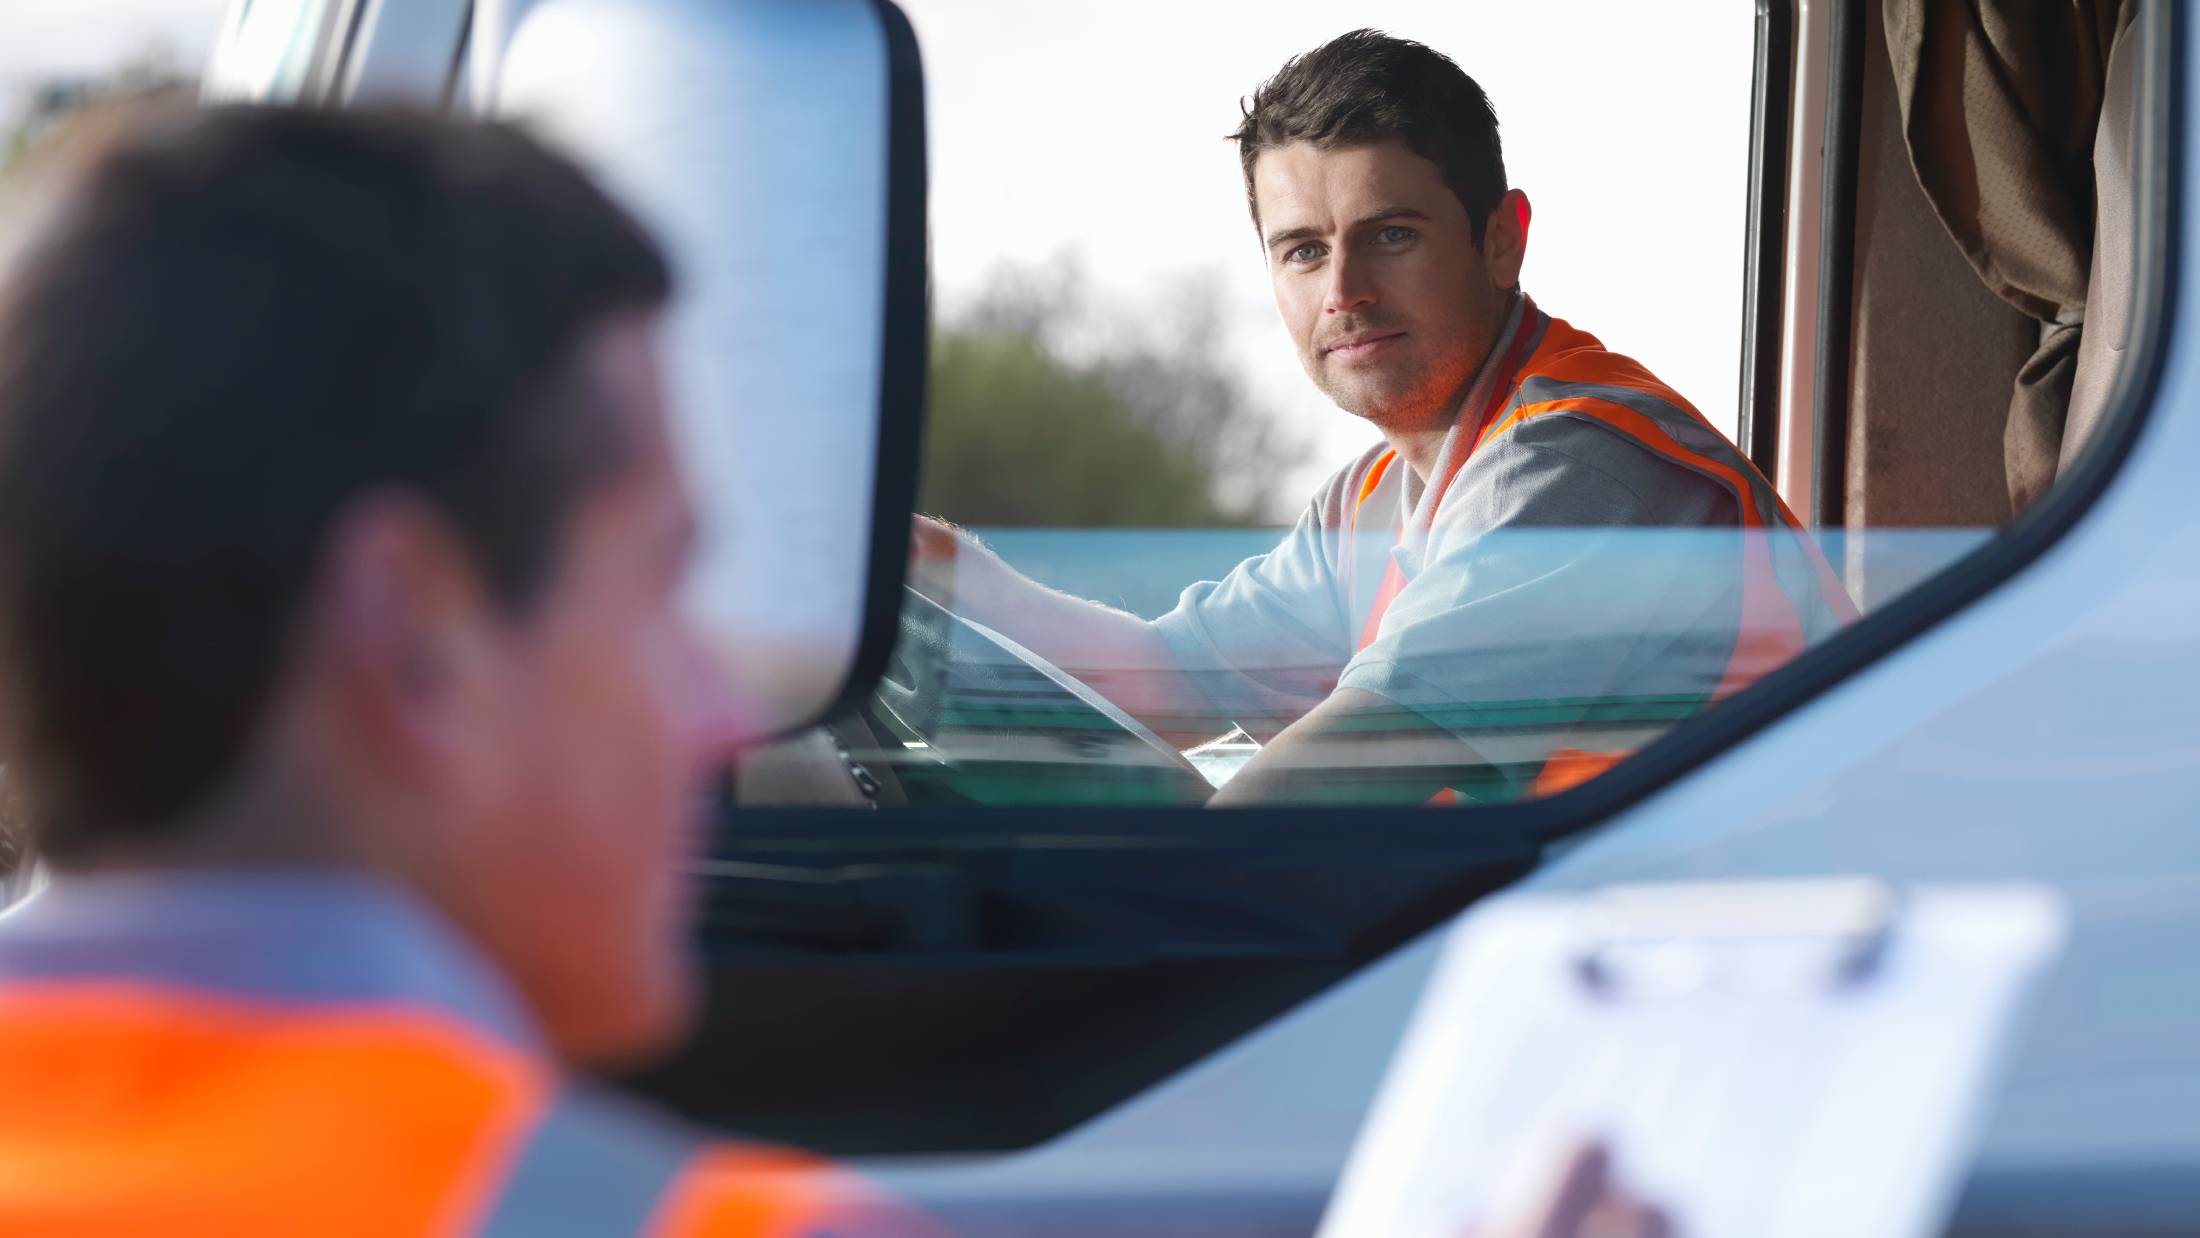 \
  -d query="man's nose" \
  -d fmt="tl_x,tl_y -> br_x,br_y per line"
1323,250 -> 1377,316
679,632 -> 750,765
